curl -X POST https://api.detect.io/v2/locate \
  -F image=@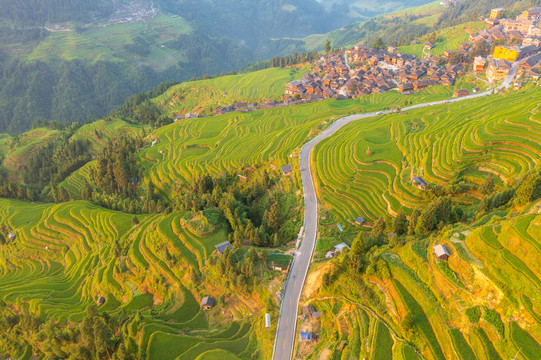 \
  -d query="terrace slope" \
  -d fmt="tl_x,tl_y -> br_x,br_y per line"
0,198 -> 267,359
63,84 -> 466,198
313,86 -> 541,224
301,212 -> 541,360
